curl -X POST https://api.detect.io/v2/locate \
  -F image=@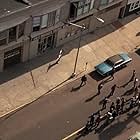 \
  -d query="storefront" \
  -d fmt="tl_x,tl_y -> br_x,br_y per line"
124,0 -> 140,17
38,33 -> 56,54
4,47 -> 22,68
